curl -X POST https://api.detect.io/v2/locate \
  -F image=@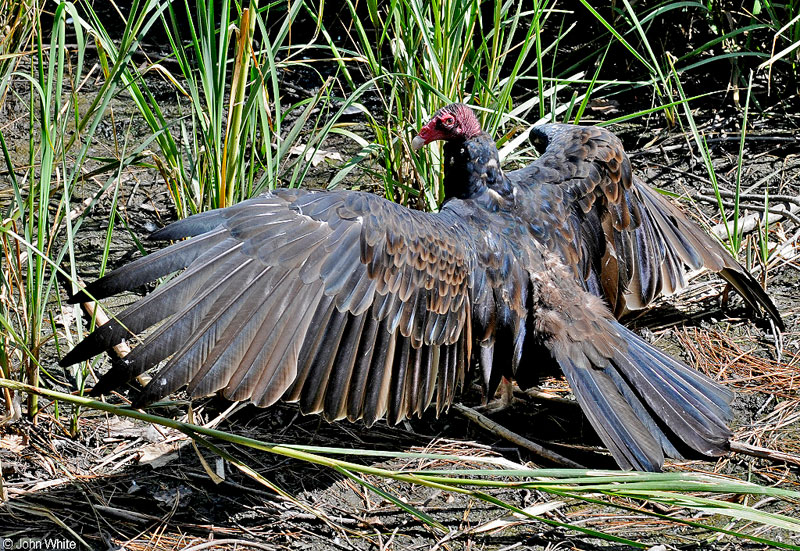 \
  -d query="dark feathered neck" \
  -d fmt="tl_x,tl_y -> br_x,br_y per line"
442,133 -> 513,209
